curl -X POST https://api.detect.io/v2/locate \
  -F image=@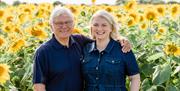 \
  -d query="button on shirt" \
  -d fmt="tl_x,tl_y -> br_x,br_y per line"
33,34 -> 90,91
81,39 -> 139,91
